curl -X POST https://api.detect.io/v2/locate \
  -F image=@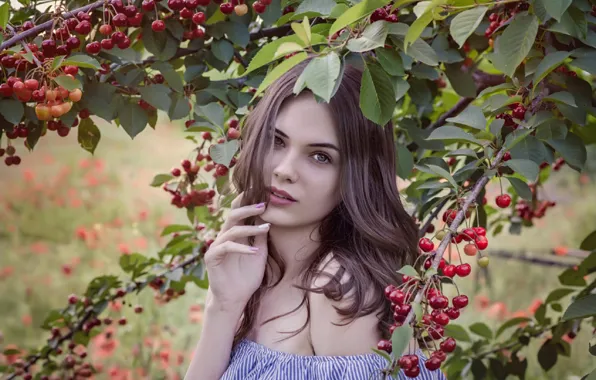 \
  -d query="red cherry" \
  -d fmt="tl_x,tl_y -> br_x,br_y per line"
398,356 -> 413,370
220,2 -> 234,13
384,284 -> 397,299
377,340 -> 392,353
472,226 -> 486,236
512,106 -> 526,119
184,0 -> 199,9
227,127 -> 240,139
111,31 -> 126,44
455,263 -> 471,277
118,317 -> 127,325
85,42 -> 101,54
460,228 -> 475,241
440,337 -> 456,353
429,326 -> 444,339
134,305 -> 143,313
418,238 -> 434,252
475,235 -> 488,250
442,265 -> 456,278
192,12 -> 206,24
496,194 -> 511,208
180,8 -> 194,18
429,295 -> 448,310
404,365 -> 420,378
433,312 -> 450,326
463,244 -> 477,256
101,38 -> 115,50
113,13 -> 129,27
252,1 -> 266,13
168,0 -> 185,10
452,295 -> 469,309
0,83 -> 13,97
68,294 -> 78,304
445,307 -> 460,320
142,0 -> 156,10
74,20 -> 92,35
99,24 -> 113,35
152,20 -> 166,32
503,151 -> 511,161
425,357 -> 442,371
261,0 -> 271,4
181,159 -> 192,171
117,36 -> 131,49
171,168 -> 181,177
